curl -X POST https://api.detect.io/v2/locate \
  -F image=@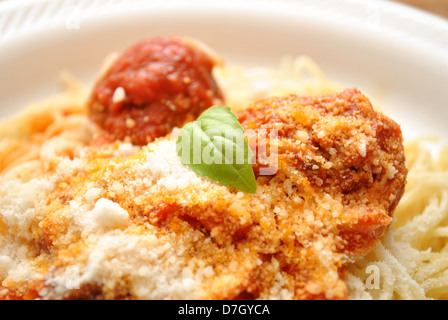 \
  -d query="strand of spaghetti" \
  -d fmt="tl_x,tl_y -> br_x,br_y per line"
345,273 -> 374,300
1,160 -> 42,181
375,241 -> 428,299
421,269 -> 448,297
394,190 -> 448,244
